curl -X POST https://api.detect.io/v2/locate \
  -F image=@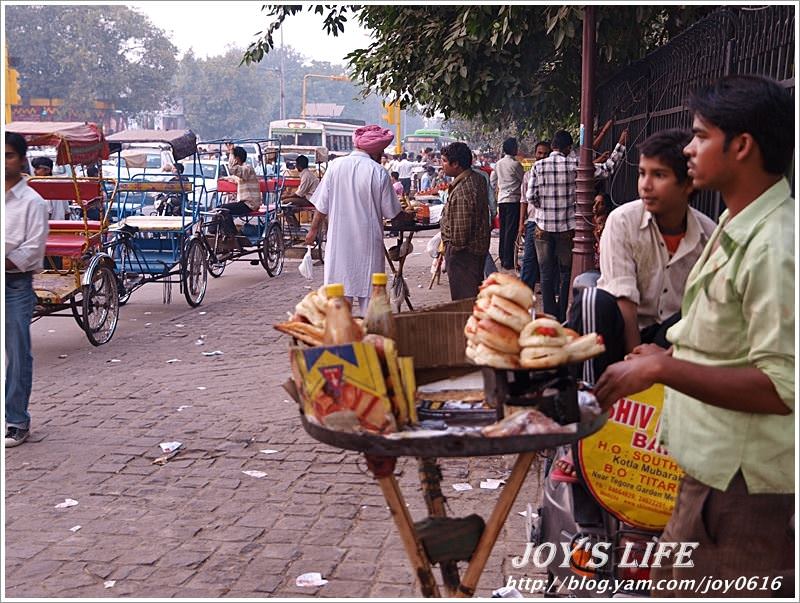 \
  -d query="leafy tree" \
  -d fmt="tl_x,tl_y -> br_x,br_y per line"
5,5 -> 178,117
243,5 -> 716,132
